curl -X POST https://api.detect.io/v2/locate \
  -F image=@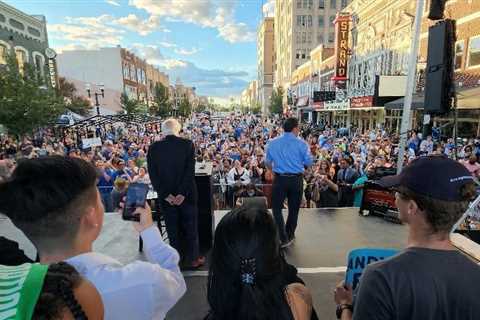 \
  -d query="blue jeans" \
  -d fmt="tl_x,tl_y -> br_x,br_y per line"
100,192 -> 113,213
